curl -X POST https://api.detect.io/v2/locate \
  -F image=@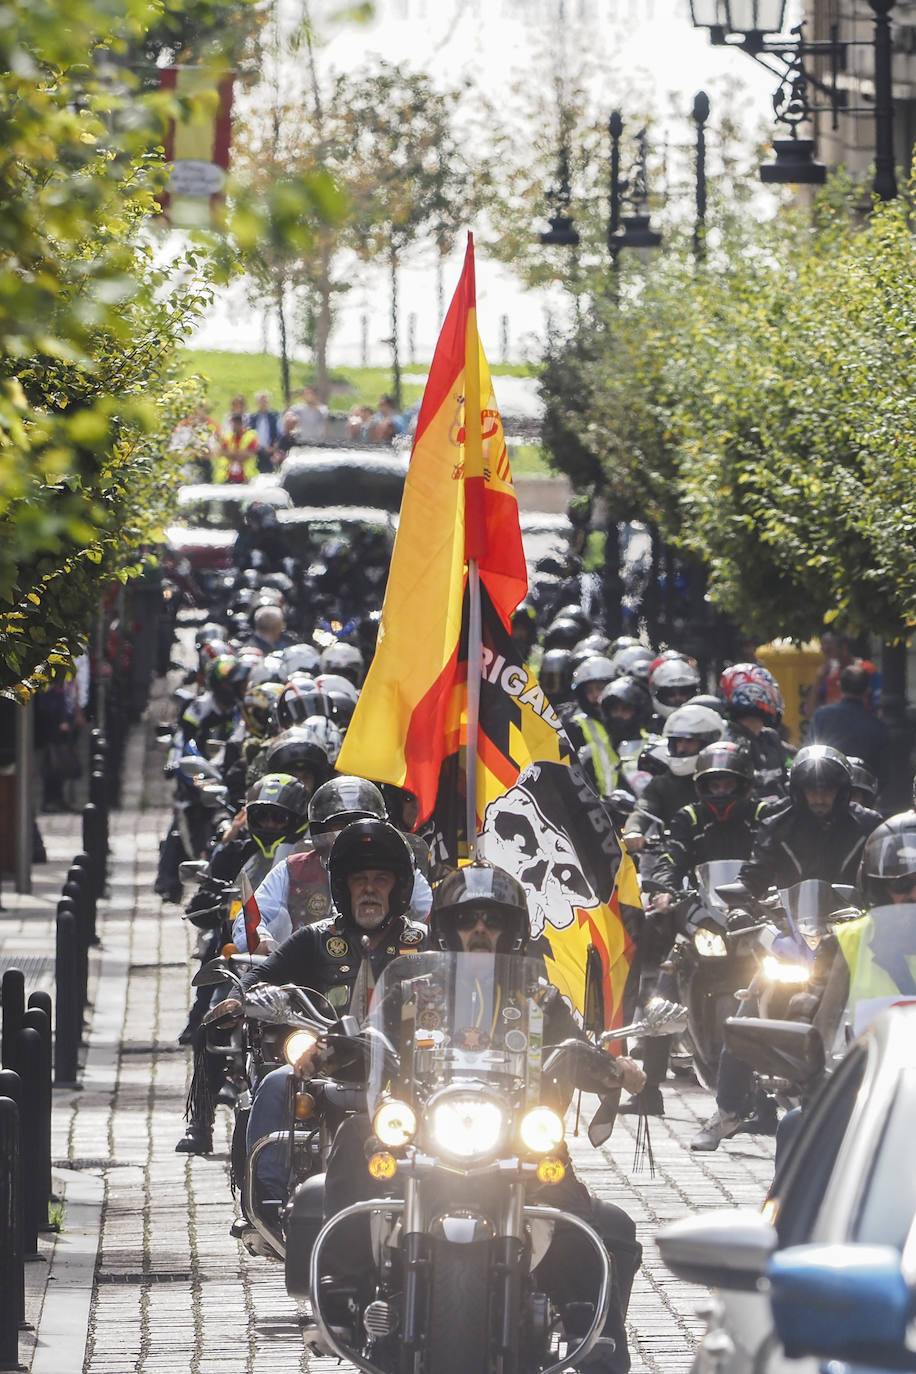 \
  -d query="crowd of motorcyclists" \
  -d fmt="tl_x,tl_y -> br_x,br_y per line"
152,512 -> 916,1374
